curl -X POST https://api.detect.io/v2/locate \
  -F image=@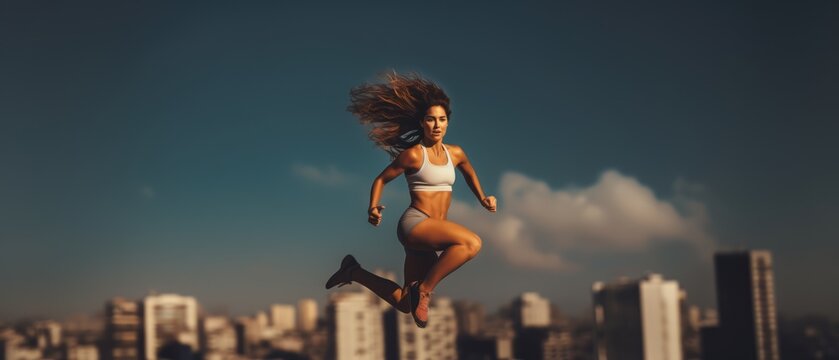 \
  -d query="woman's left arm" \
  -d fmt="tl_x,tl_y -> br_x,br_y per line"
451,145 -> 497,212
